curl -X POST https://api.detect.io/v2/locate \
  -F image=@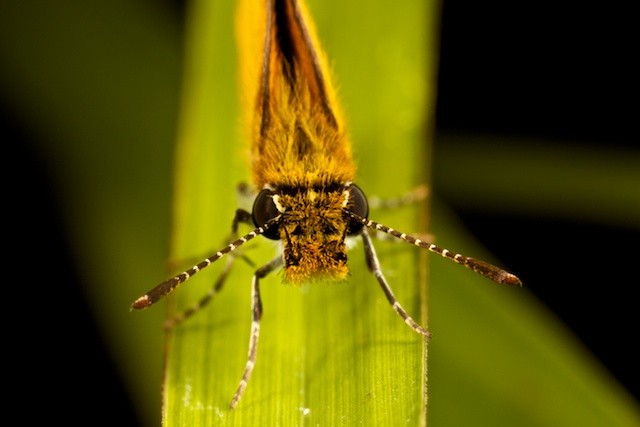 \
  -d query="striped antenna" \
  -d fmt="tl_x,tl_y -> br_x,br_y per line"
345,211 -> 522,287
130,215 -> 282,310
